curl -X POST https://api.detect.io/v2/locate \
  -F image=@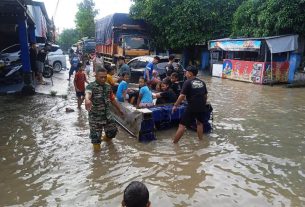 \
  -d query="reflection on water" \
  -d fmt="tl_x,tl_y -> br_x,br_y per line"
0,77 -> 305,207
